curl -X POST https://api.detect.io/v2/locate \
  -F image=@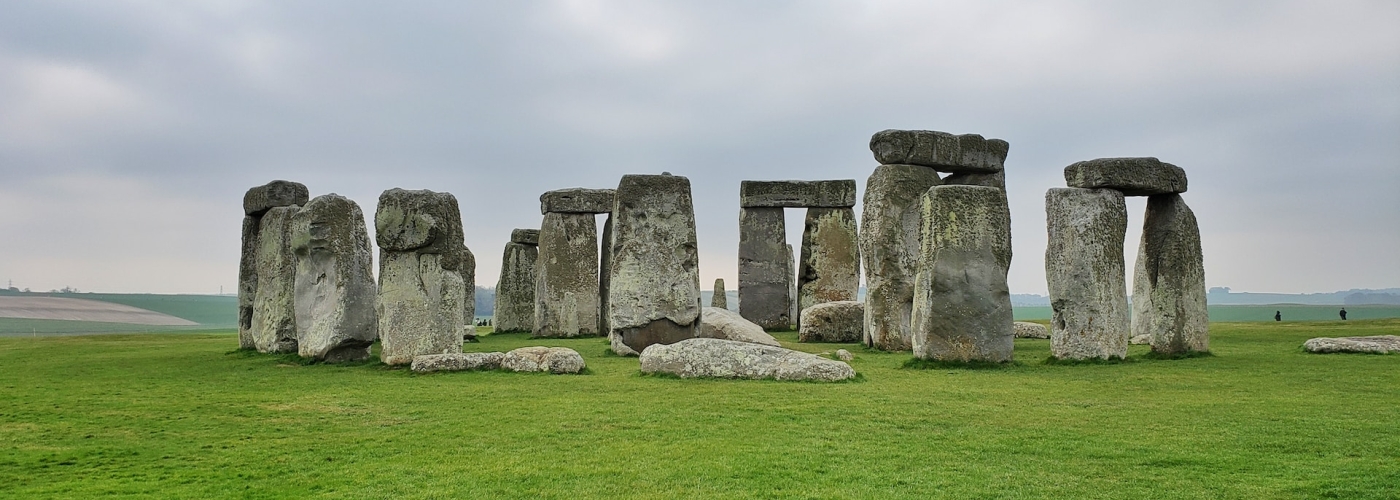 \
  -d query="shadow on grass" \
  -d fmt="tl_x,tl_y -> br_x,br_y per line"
636,371 -> 866,383
902,358 -> 1019,370
1041,350 -> 1215,365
